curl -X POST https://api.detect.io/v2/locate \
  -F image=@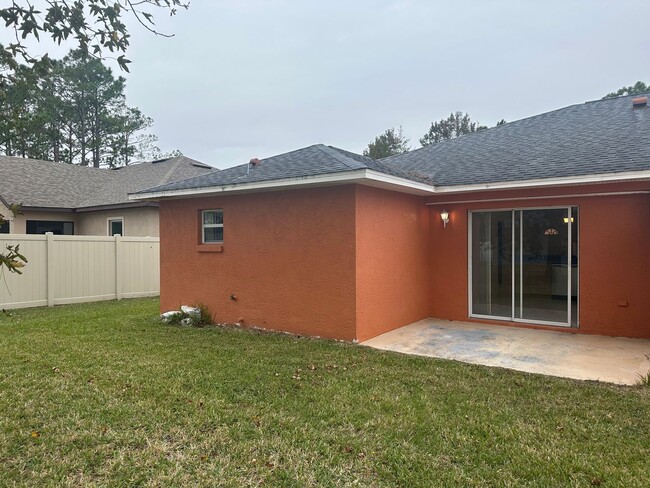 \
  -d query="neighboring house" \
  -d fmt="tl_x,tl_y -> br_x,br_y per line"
0,194 -> 12,233
0,156 -> 216,236
132,94 -> 650,341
